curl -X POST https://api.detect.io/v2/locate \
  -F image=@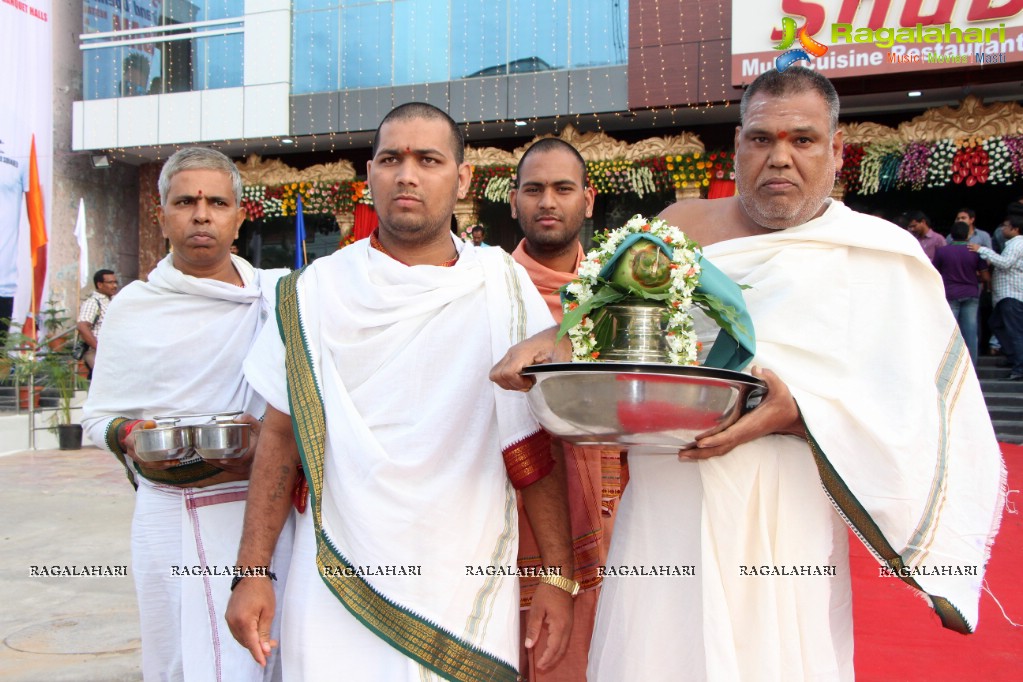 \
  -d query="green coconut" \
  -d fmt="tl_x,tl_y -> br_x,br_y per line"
609,241 -> 673,295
